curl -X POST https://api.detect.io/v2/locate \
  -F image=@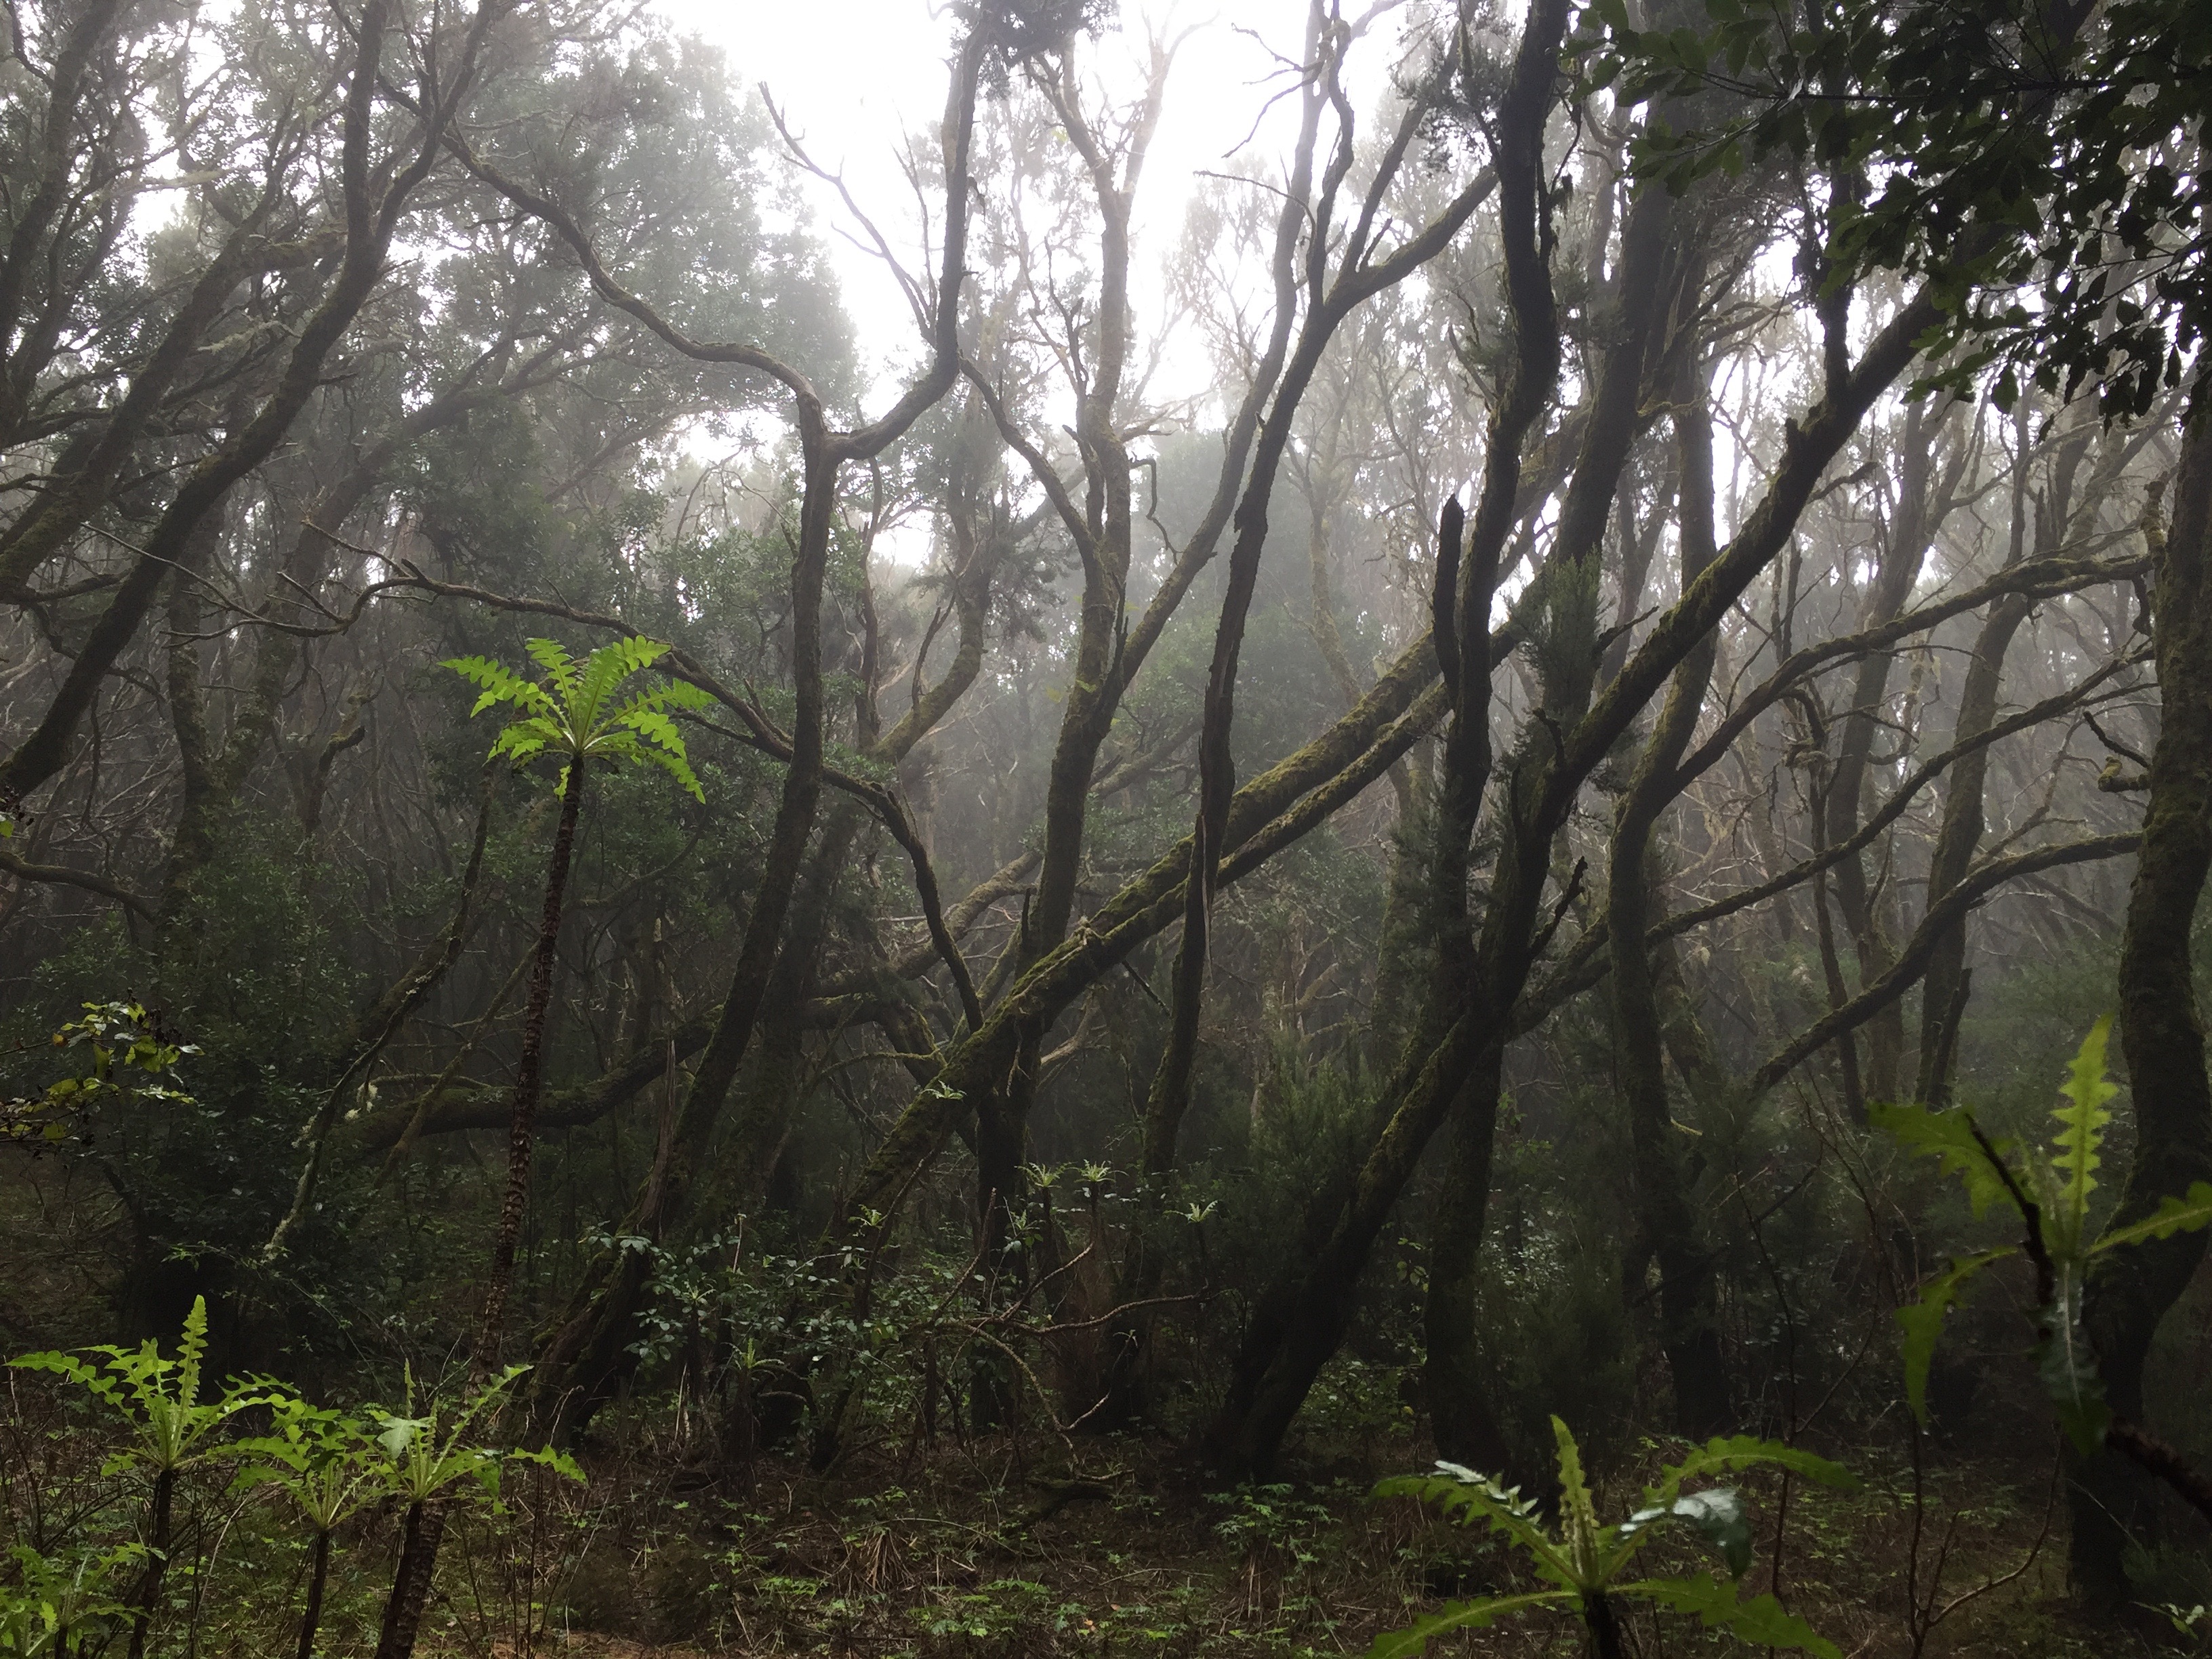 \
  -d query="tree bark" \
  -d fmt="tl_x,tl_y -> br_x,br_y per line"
473,758 -> 586,1374
371,1499 -> 447,1659
2073,399 -> 2212,1608
1607,340 -> 1732,1438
